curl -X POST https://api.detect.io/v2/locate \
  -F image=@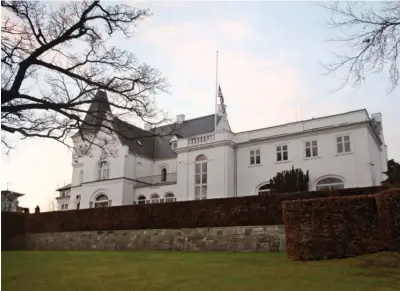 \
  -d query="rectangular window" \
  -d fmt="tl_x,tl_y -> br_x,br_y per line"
337,135 -> 351,154
195,161 -> 207,200
276,145 -> 288,161
305,140 -> 318,158
249,149 -> 261,165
